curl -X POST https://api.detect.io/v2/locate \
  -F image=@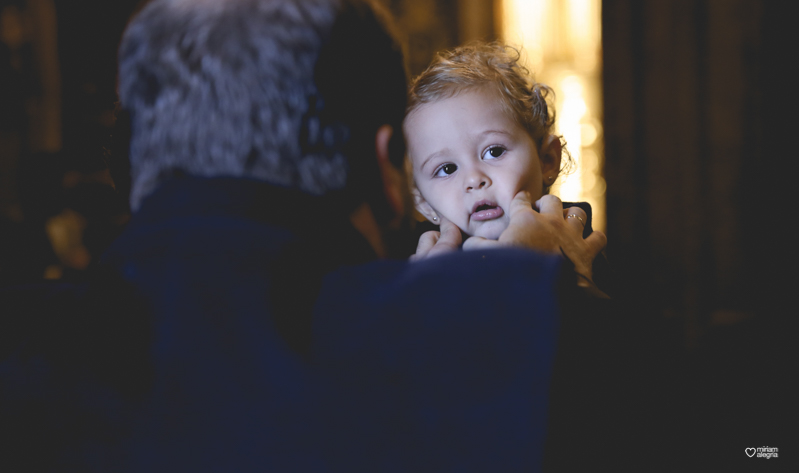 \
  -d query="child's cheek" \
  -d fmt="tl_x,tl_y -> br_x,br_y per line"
516,172 -> 544,201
